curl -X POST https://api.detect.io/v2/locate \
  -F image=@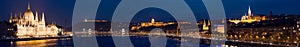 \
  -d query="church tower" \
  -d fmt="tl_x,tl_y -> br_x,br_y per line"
151,18 -> 155,23
248,6 -> 252,16
203,20 -> 210,31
